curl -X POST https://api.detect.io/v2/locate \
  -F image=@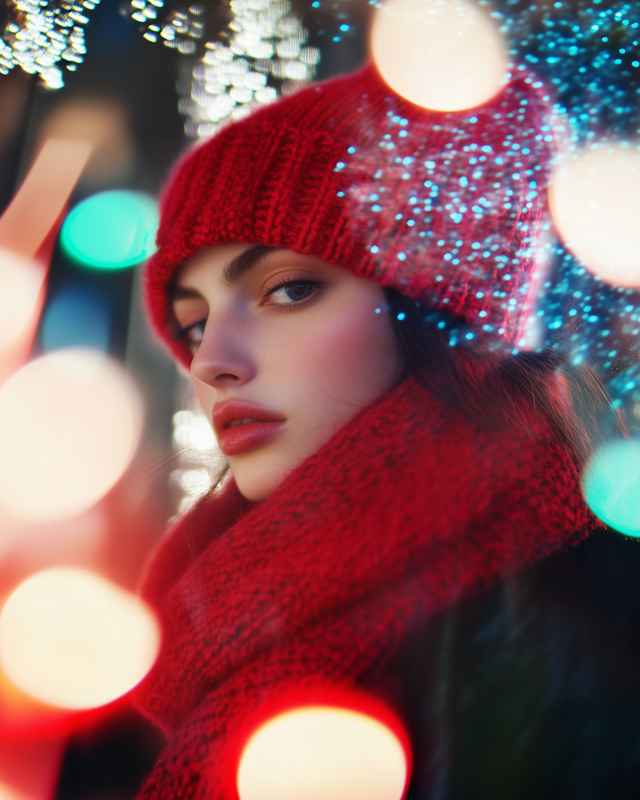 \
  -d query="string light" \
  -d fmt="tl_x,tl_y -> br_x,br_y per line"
124,0 -> 205,52
181,0 -> 319,138
0,0 -> 98,89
